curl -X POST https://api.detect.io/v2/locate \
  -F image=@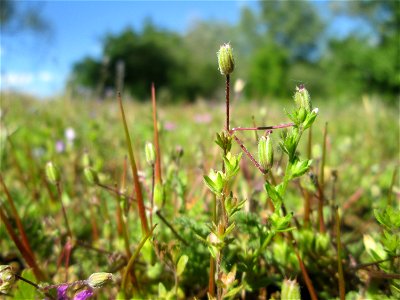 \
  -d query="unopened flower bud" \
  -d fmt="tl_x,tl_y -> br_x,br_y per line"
84,167 -> 99,185
153,182 -> 165,207
145,142 -> 156,166
82,152 -> 91,168
45,162 -> 60,184
281,278 -> 301,300
86,272 -> 114,289
217,43 -> 235,75
294,85 -> 311,112
258,136 -> 274,172
0,265 -> 15,293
